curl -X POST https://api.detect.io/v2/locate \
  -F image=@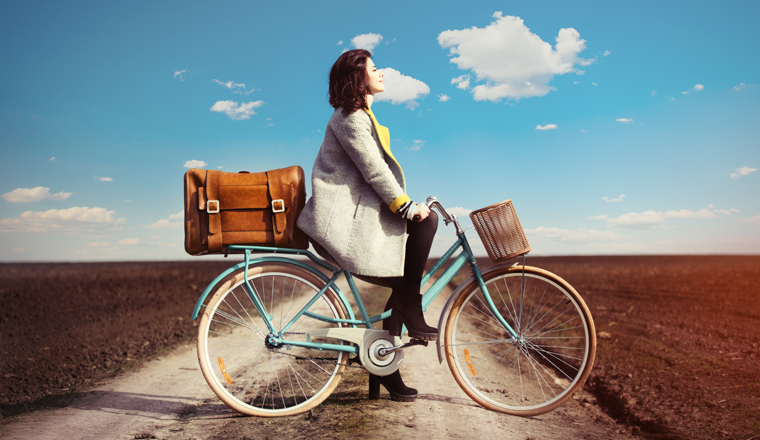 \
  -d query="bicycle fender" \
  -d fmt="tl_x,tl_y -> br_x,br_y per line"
191,257 -> 352,321
435,262 -> 540,364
